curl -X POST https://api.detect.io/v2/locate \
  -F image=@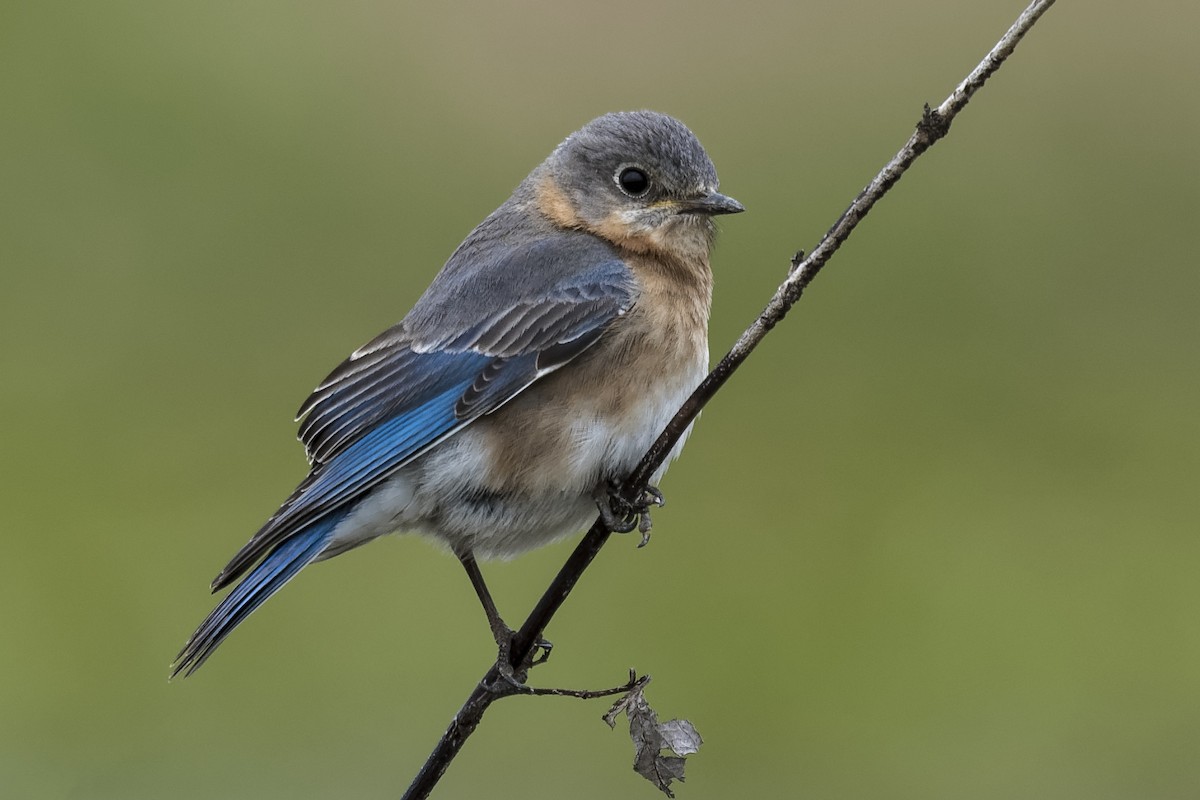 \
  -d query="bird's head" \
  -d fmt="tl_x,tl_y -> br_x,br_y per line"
533,111 -> 743,259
